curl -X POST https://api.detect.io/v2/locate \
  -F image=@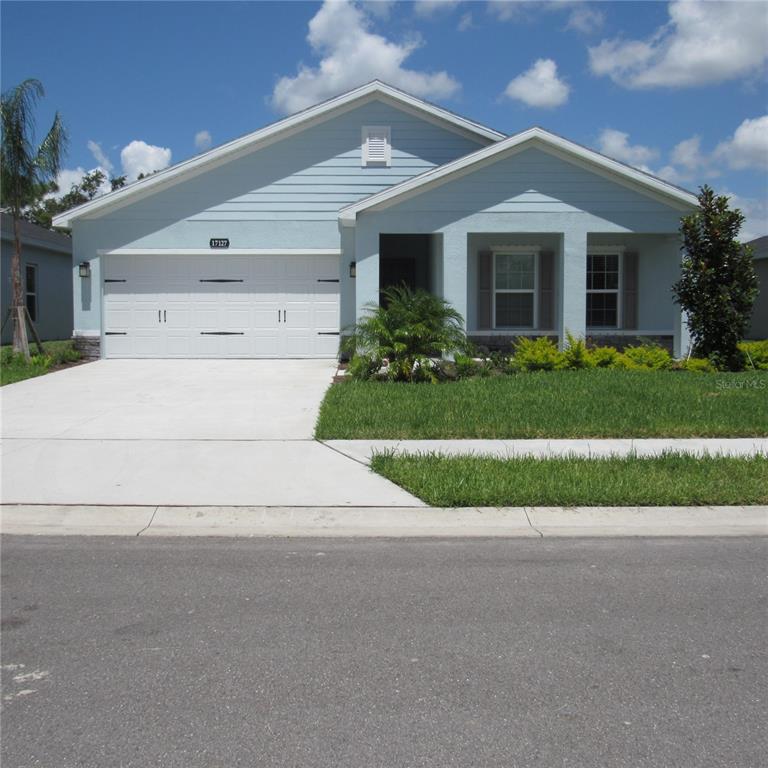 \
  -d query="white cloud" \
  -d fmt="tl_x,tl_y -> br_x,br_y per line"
457,12 -> 473,31
194,130 -> 212,151
502,58 -> 569,108
86,141 -> 113,174
52,166 -> 112,199
566,4 -> 604,34
714,115 -> 768,171
120,140 -> 172,182
361,0 -> 395,19
723,191 -> 768,241
589,0 -> 768,89
596,128 -> 659,171
487,0 -> 525,22
270,0 -> 460,115
414,0 -> 462,17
